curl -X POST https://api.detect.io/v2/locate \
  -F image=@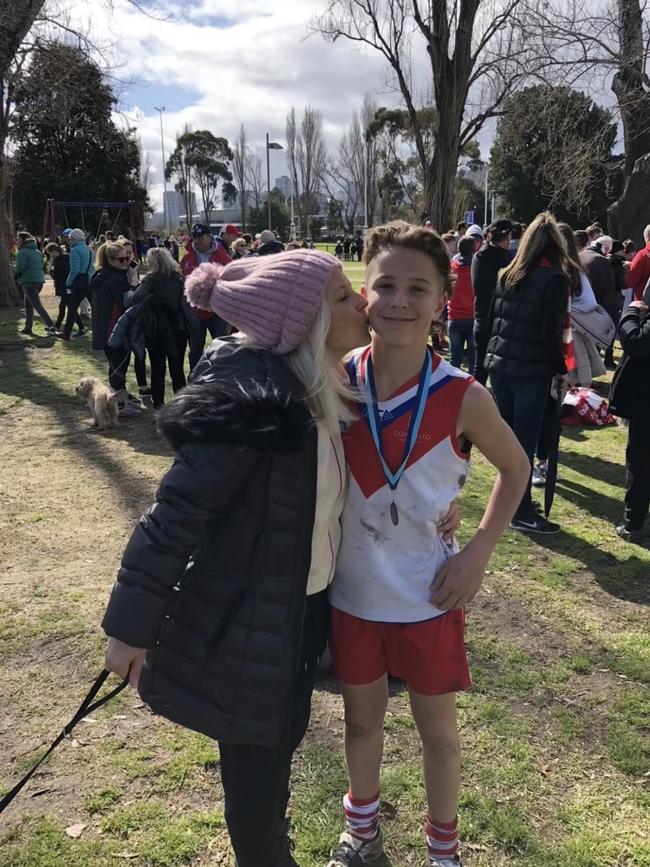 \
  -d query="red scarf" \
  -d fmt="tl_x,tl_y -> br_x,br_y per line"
538,258 -> 576,373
